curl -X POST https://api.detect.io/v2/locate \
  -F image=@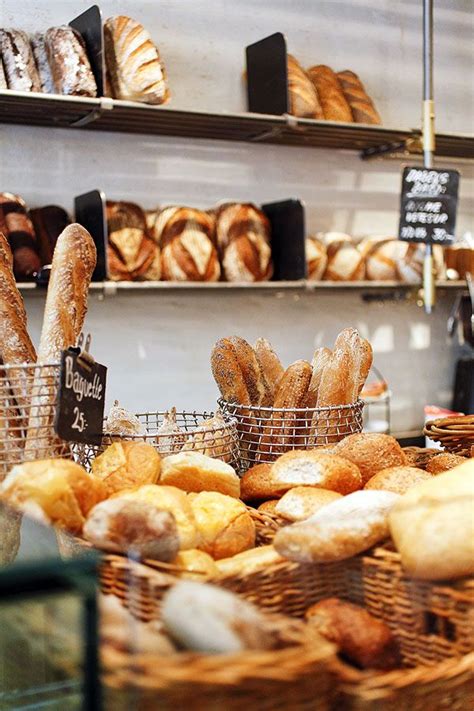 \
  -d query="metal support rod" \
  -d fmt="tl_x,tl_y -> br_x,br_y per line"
423,0 -> 436,313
